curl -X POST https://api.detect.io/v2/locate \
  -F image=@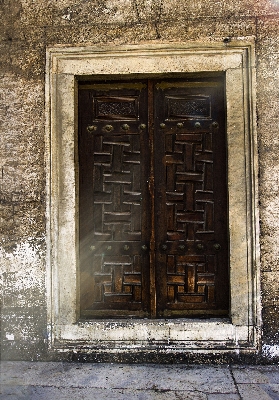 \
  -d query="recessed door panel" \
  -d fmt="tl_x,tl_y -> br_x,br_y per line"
154,80 -> 228,317
79,82 -> 150,318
